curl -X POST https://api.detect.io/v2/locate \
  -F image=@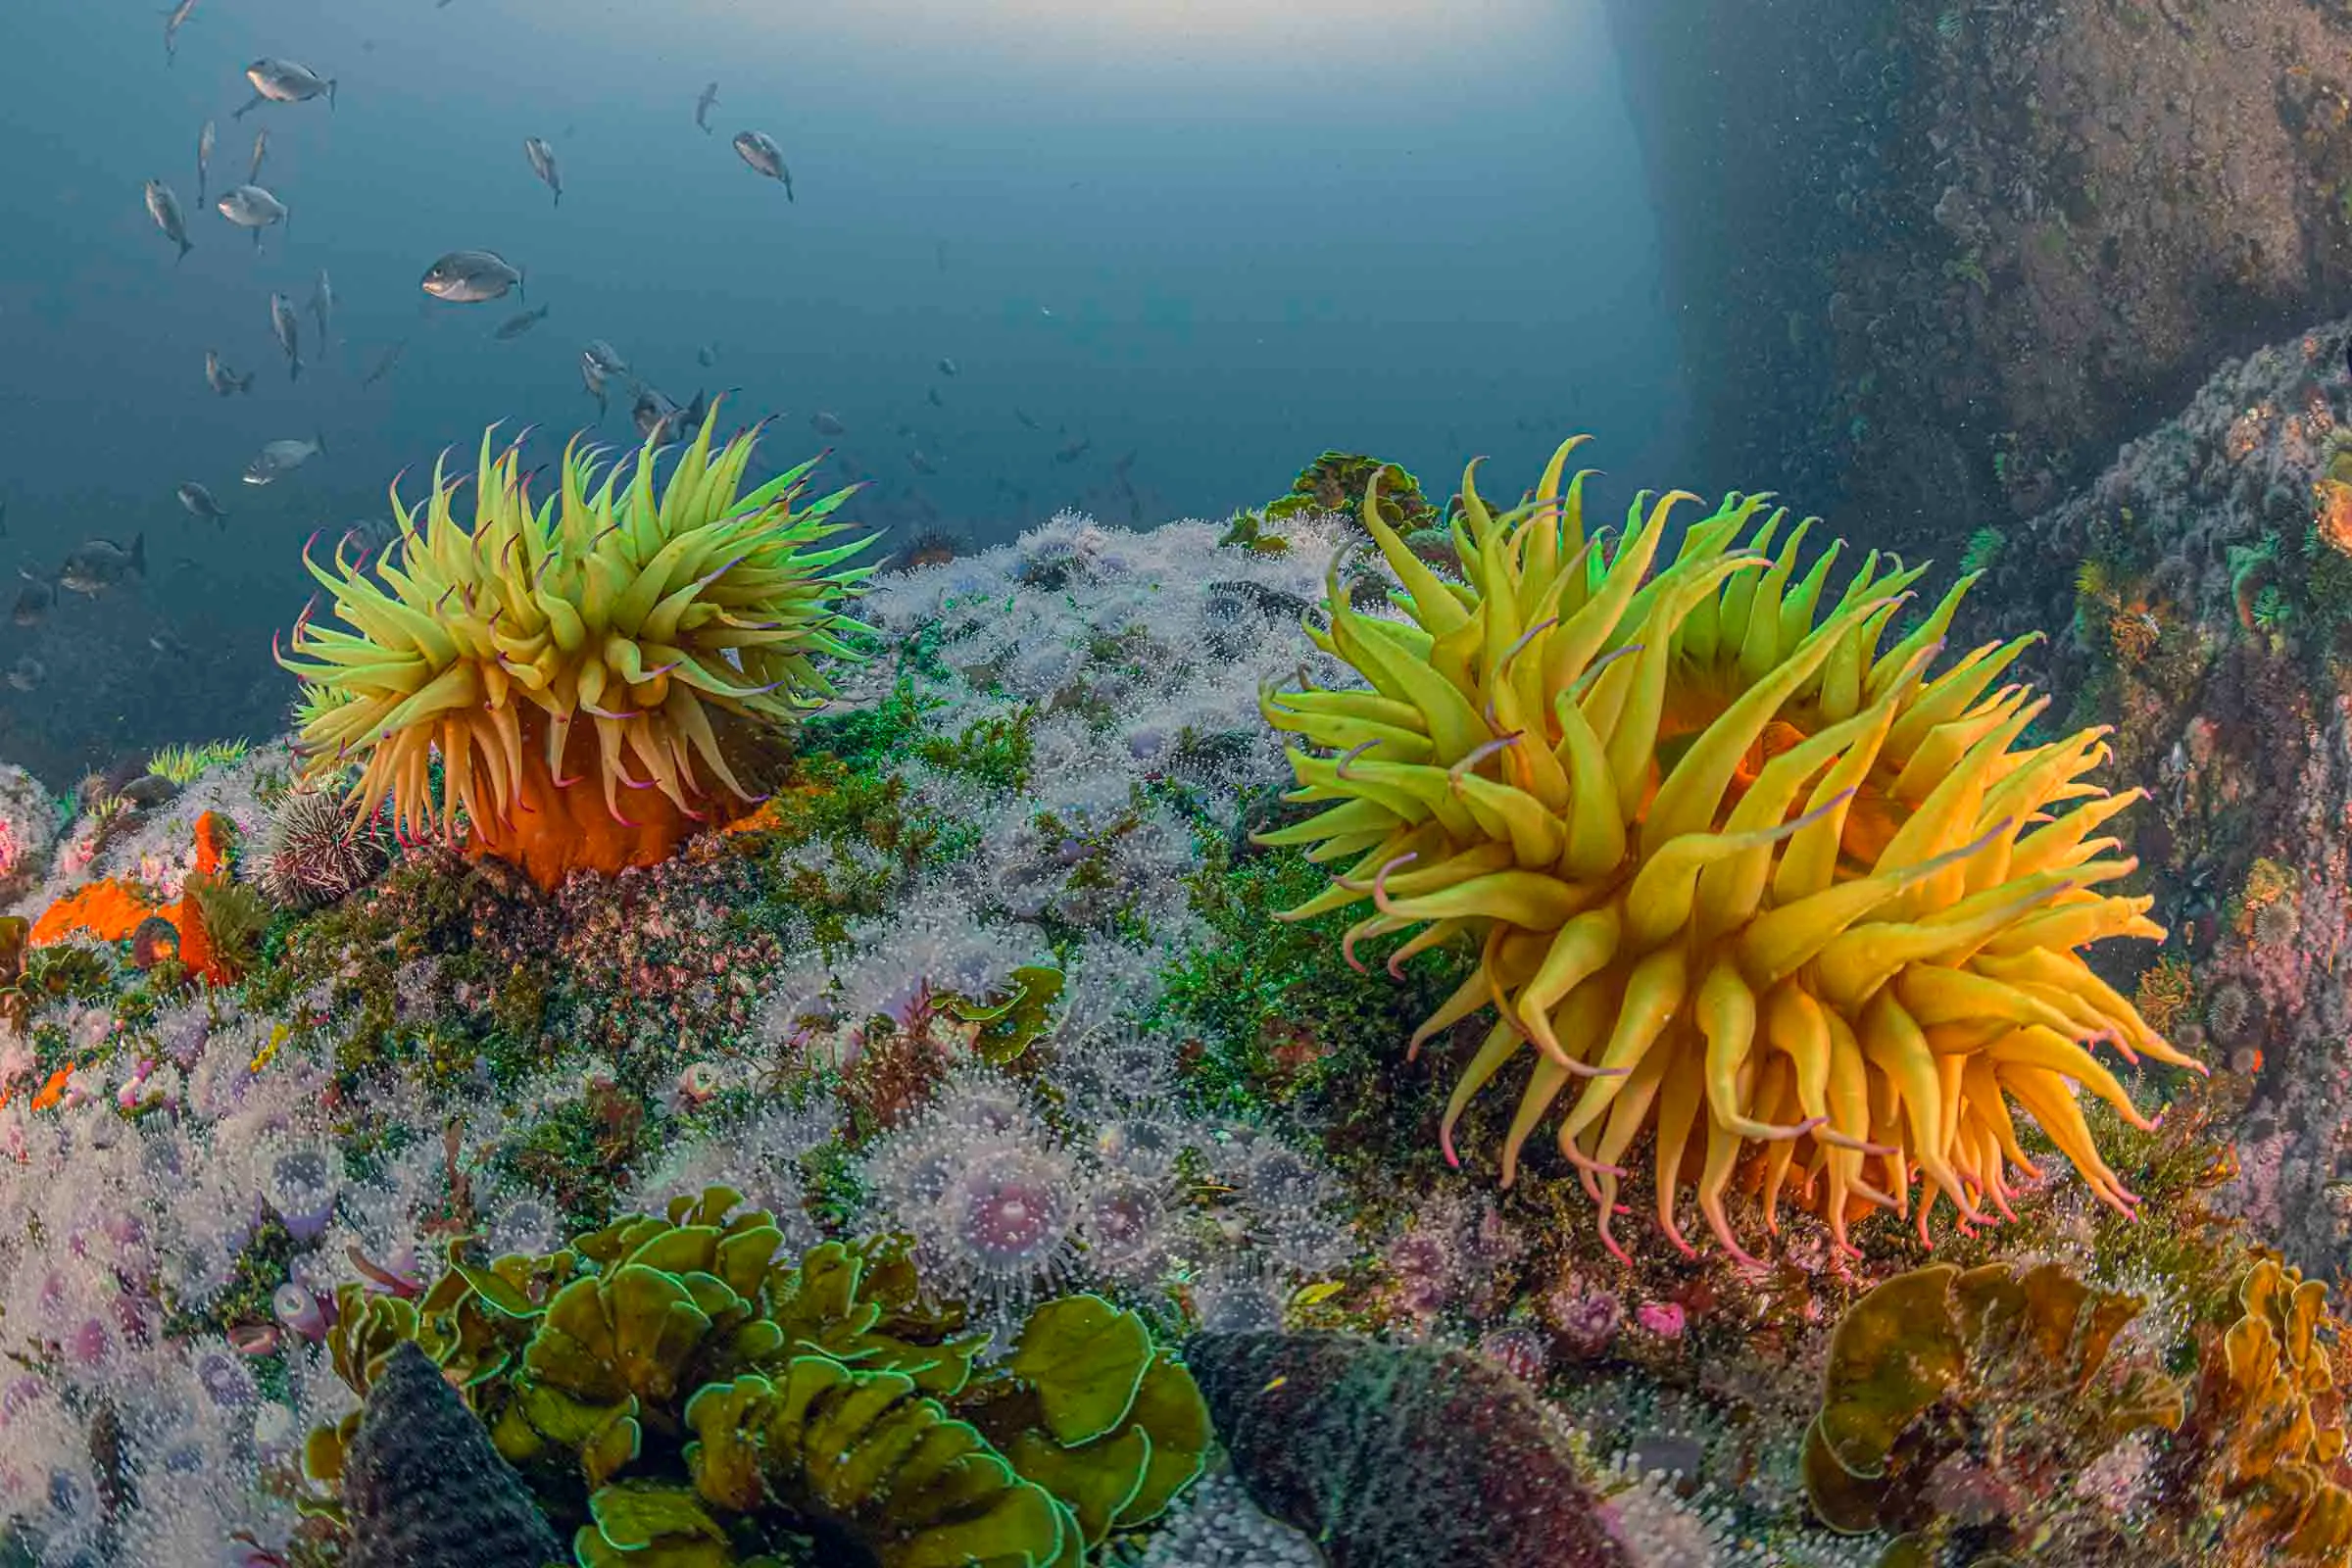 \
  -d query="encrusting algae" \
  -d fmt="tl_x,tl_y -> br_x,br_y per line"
1257,439 -> 2204,1262
278,405 -> 878,890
